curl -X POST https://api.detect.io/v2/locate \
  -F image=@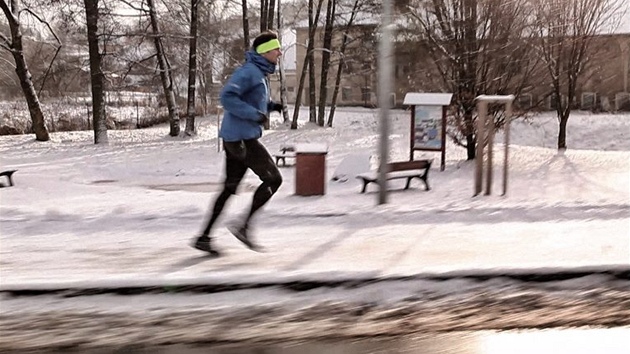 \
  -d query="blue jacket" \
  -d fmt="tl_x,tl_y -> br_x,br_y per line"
219,51 -> 277,142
